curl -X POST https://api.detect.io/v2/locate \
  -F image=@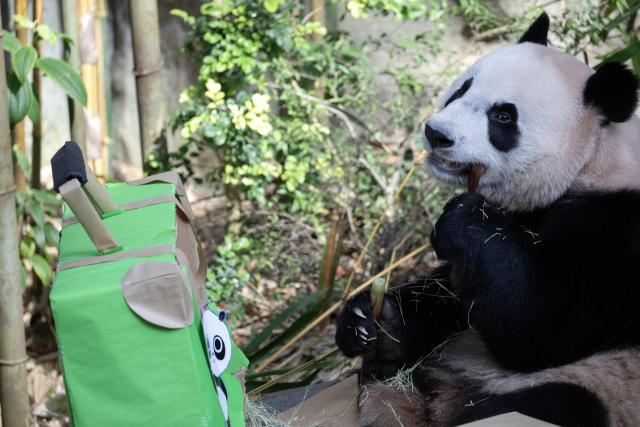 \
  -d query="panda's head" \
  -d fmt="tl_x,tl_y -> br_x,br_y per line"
425,12 -> 639,211
202,308 -> 231,378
